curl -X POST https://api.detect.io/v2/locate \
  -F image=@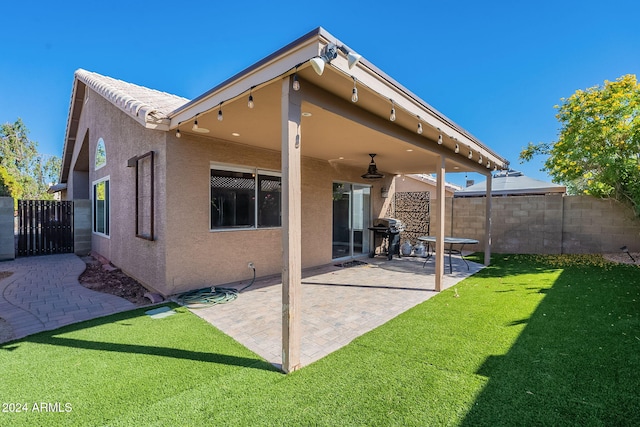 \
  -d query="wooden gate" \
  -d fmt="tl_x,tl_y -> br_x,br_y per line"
17,200 -> 74,256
